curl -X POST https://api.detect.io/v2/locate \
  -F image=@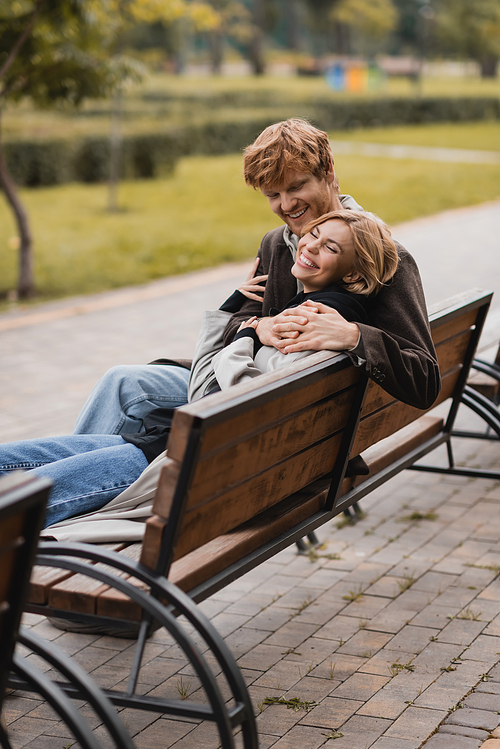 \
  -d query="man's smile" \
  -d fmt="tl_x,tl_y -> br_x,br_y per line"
288,207 -> 307,219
